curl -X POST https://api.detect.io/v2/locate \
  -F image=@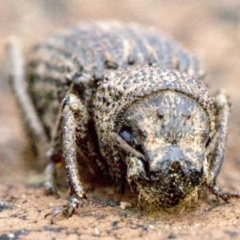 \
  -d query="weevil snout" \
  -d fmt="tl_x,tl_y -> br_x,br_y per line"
127,143 -> 205,207
135,154 -> 204,208
148,156 -> 203,185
